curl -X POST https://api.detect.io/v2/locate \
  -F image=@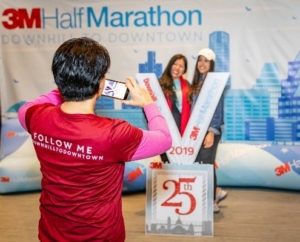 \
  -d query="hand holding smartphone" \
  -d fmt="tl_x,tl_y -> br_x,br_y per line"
122,76 -> 154,108
101,79 -> 130,100
101,77 -> 153,108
